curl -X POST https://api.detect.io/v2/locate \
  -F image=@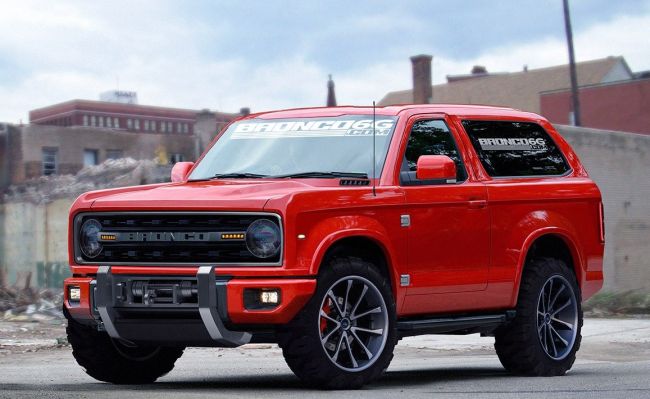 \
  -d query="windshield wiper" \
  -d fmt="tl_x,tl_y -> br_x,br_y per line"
271,171 -> 369,179
210,172 -> 269,179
